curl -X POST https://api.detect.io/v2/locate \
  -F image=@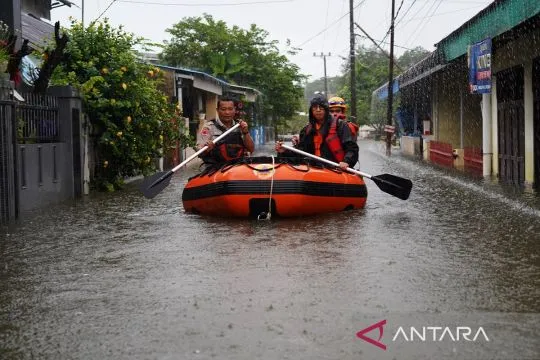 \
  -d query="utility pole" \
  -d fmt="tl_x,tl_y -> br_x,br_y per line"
386,0 -> 396,156
313,52 -> 331,98
82,0 -> 84,28
349,0 -> 357,123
